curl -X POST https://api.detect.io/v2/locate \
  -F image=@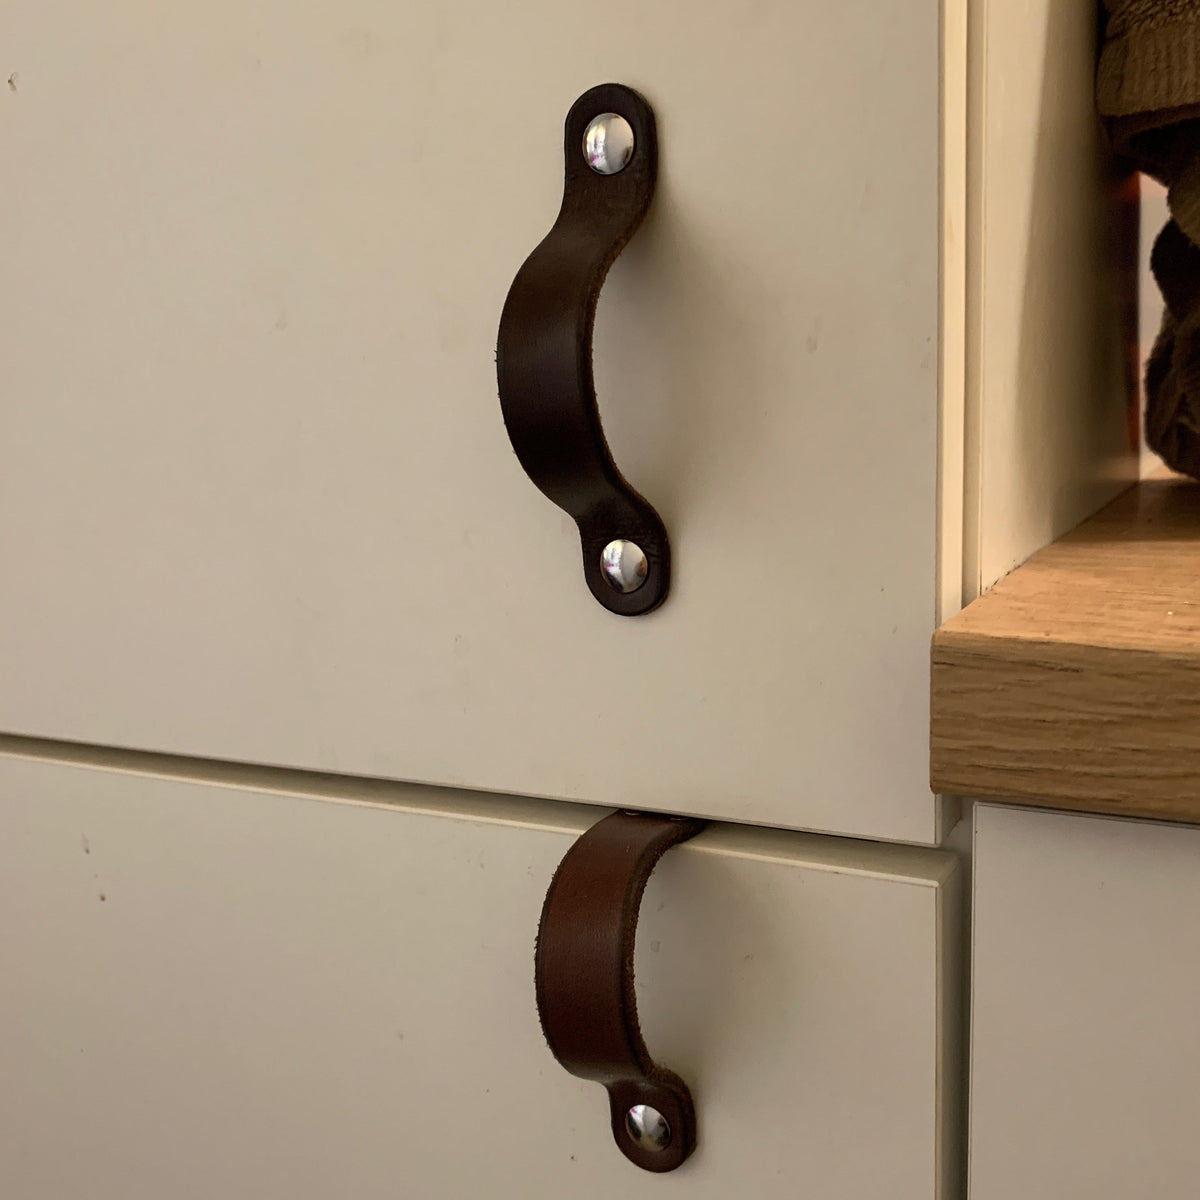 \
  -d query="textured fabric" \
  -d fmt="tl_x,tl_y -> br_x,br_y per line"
1099,1 -> 1200,115
1102,1 -> 1200,477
